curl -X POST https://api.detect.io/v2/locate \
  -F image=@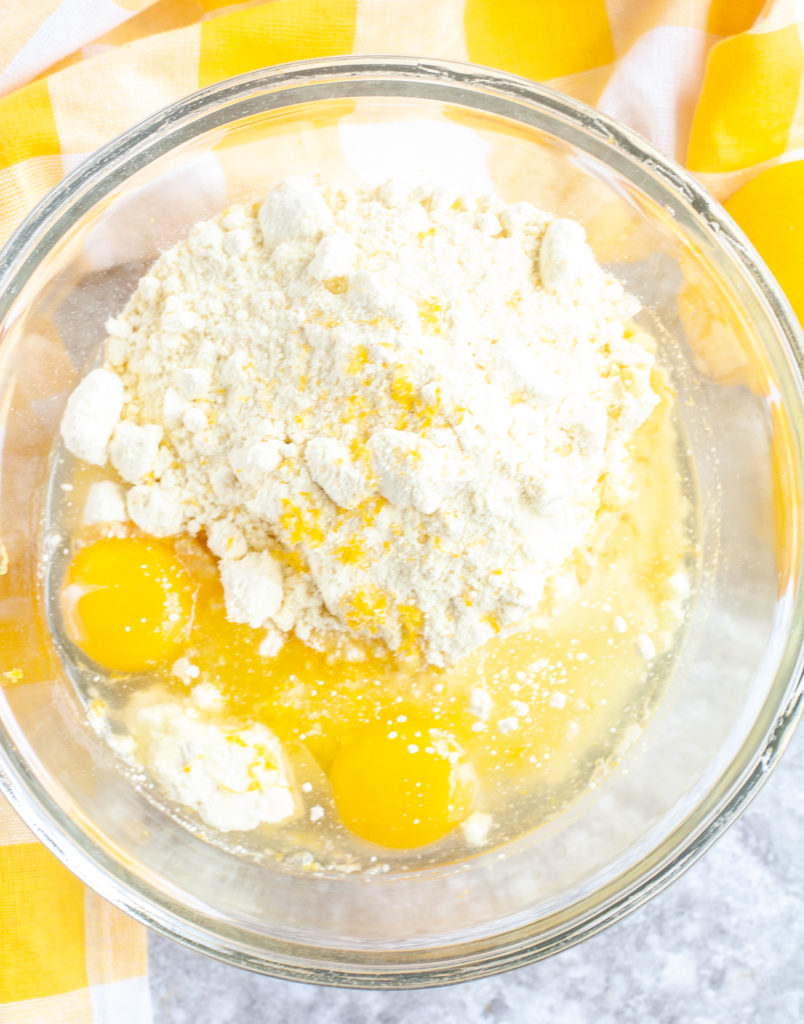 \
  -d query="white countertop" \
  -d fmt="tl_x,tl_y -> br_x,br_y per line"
147,715 -> 804,1023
